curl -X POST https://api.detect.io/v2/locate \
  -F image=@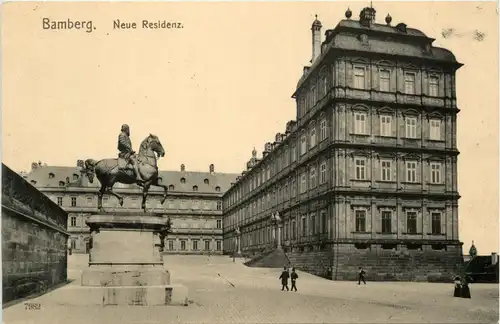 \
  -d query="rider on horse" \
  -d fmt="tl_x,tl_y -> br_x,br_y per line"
117,124 -> 144,183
